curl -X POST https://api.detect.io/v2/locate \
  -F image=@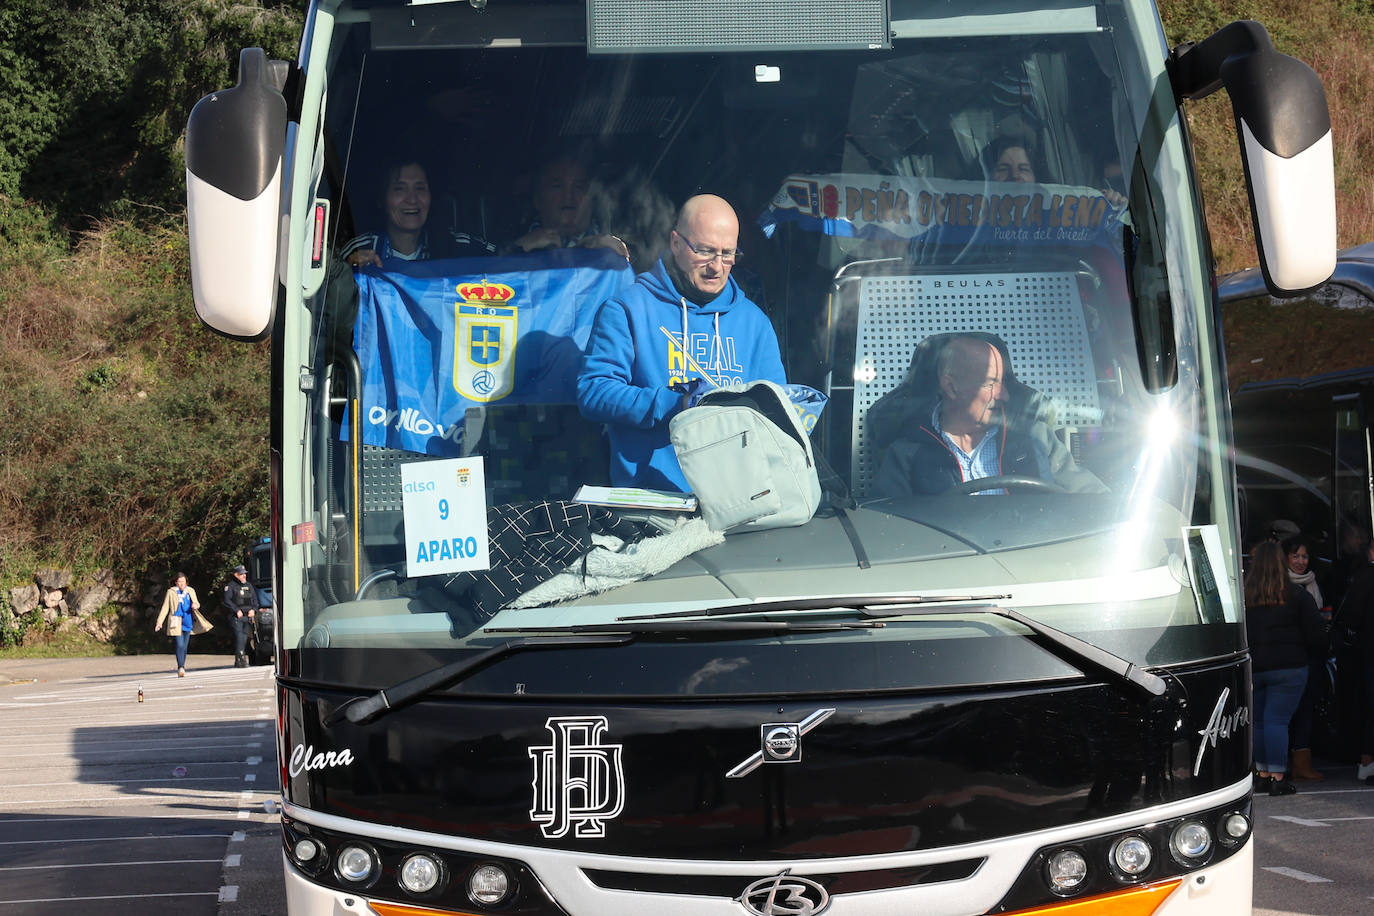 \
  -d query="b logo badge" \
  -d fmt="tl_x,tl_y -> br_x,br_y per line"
737,871 -> 830,916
